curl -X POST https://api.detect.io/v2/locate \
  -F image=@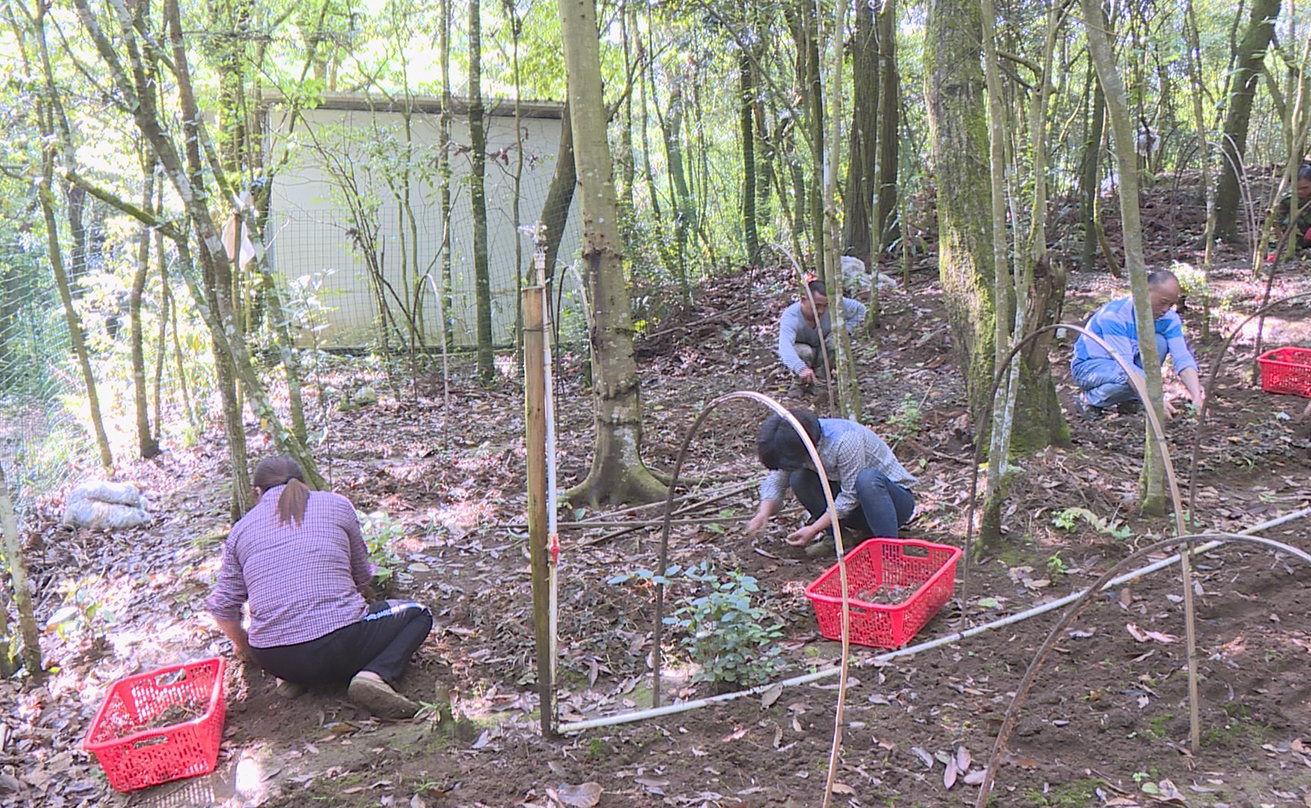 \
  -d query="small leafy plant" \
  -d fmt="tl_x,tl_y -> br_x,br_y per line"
358,509 -> 405,589
666,563 -> 784,687
1051,507 -> 1131,540
48,576 -> 114,642
609,563 -> 785,686
1046,552 -> 1069,580
886,393 -> 923,445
